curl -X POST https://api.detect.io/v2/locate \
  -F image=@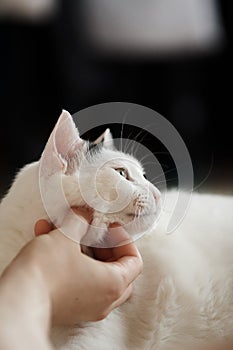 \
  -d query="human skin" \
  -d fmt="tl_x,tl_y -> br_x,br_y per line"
0,208 -> 143,350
